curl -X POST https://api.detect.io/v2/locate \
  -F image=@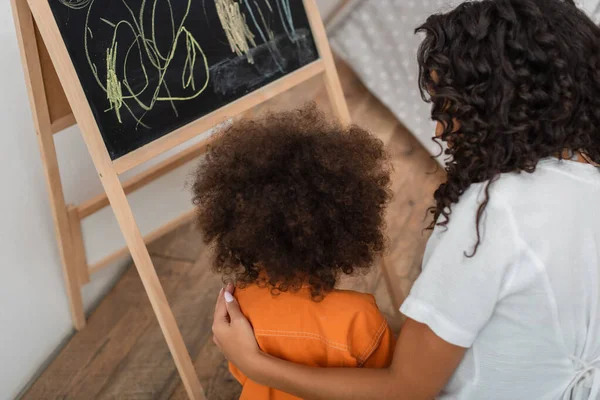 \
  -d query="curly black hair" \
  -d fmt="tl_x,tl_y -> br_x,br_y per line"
192,104 -> 392,299
417,0 -> 600,255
